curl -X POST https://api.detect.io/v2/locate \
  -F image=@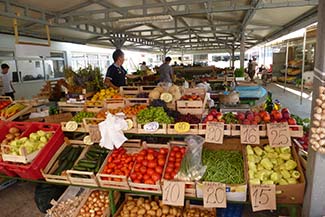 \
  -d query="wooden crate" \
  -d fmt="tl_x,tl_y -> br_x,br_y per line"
113,194 -> 155,217
177,88 -> 207,115
83,118 -> 104,132
1,144 -> 40,164
140,85 -> 156,93
41,141 -> 85,184
0,104 -> 32,121
58,101 -> 84,112
124,98 -> 149,106
196,139 -> 249,202
244,142 -> 306,204
104,99 -> 125,110
96,140 -> 142,190
120,86 -> 140,97
231,124 -> 267,137
44,113 -> 73,124
137,123 -> 167,134
167,123 -> 199,135
162,141 -> 196,197
84,101 -> 104,113
15,98 -> 49,107
66,146 -> 109,187
289,125 -> 304,137
61,122 -> 87,132
128,143 -> 170,194
184,201 -> 217,216
198,123 -> 232,135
